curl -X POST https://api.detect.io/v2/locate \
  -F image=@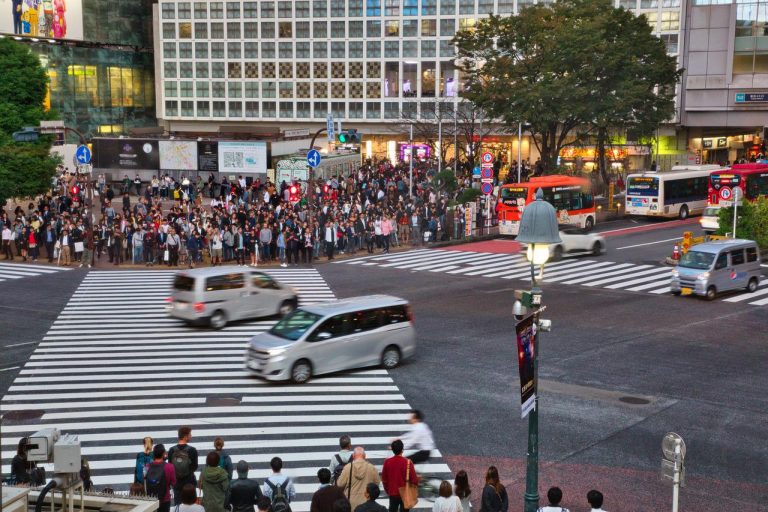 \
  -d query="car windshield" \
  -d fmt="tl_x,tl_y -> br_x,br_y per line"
703,207 -> 720,217
679,250 -> 715,270
269,310 -> 323,340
